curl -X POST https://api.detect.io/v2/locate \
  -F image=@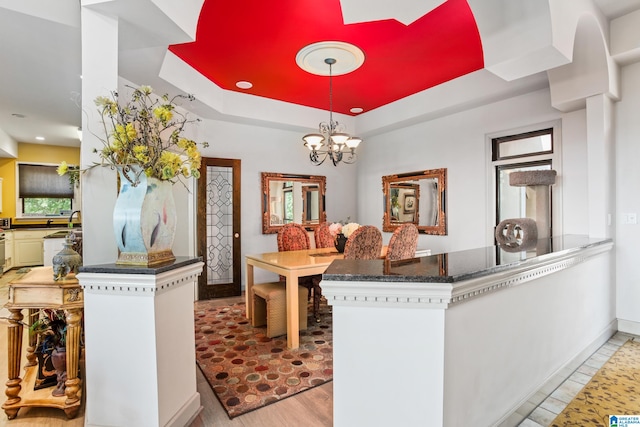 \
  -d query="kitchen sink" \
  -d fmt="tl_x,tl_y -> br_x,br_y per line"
44,230 -> 81,239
